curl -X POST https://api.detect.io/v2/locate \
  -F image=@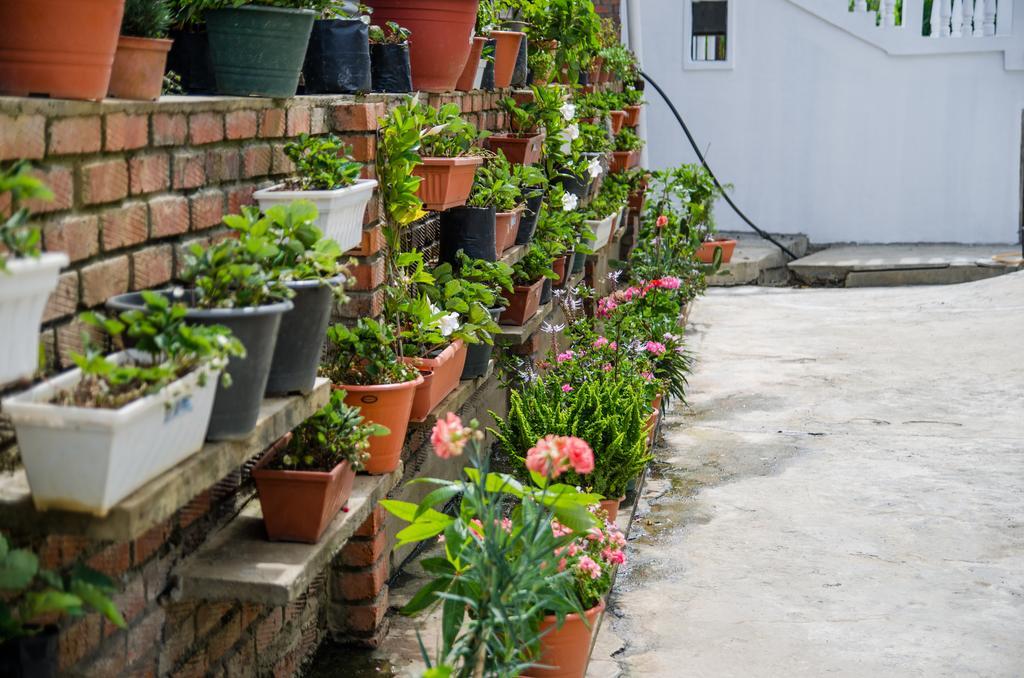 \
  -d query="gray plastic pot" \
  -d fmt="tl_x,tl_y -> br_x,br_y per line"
461,307 -> 502,379
265,276 -> 342,396
106,290 -> 292,440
